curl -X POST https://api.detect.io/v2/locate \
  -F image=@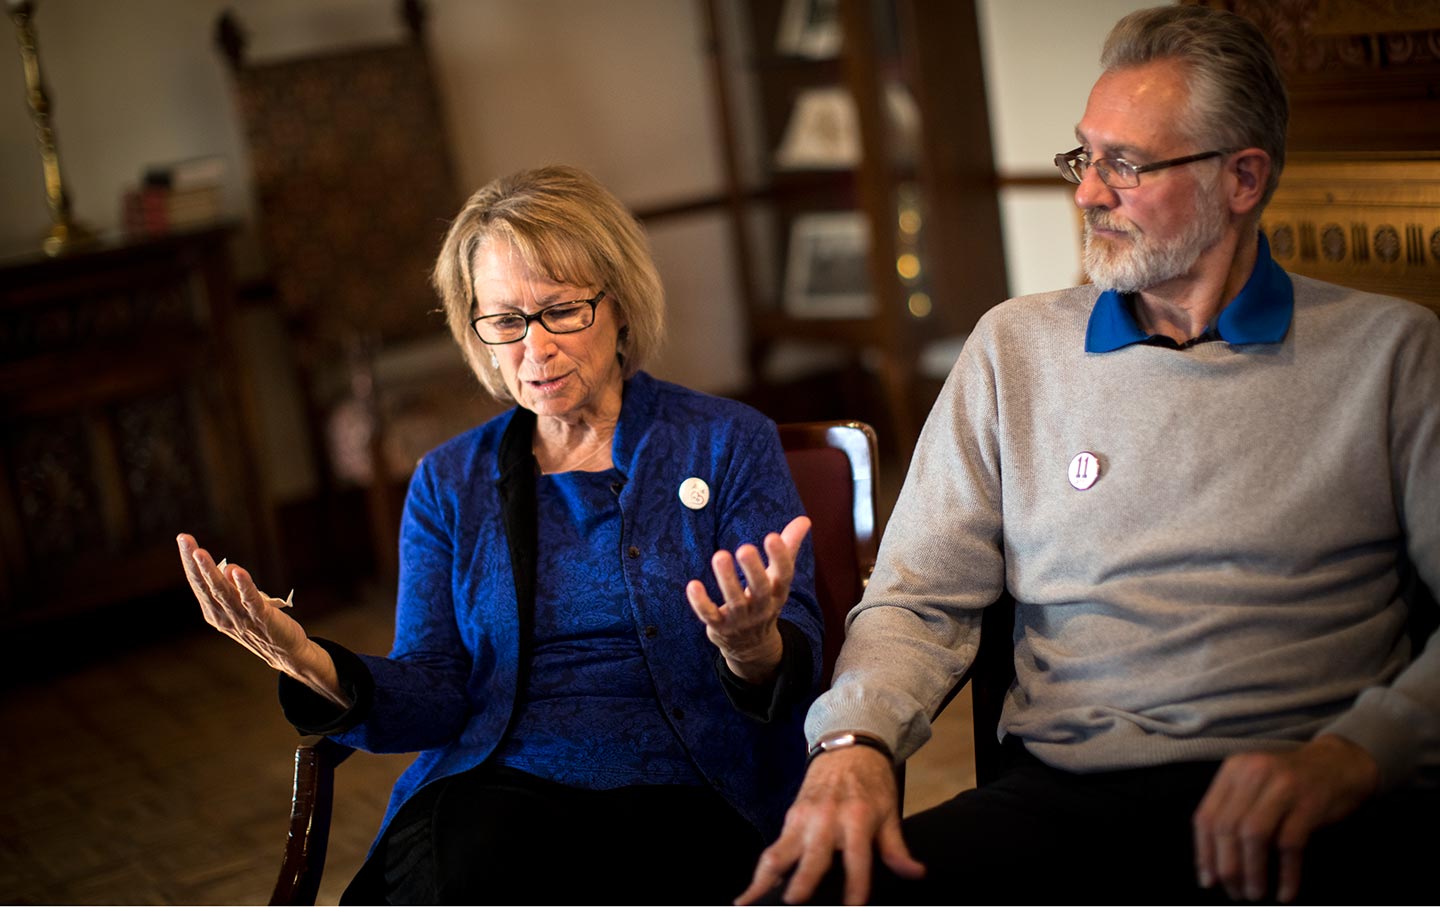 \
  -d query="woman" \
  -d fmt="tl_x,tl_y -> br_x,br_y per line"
177,165 -> 822,904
